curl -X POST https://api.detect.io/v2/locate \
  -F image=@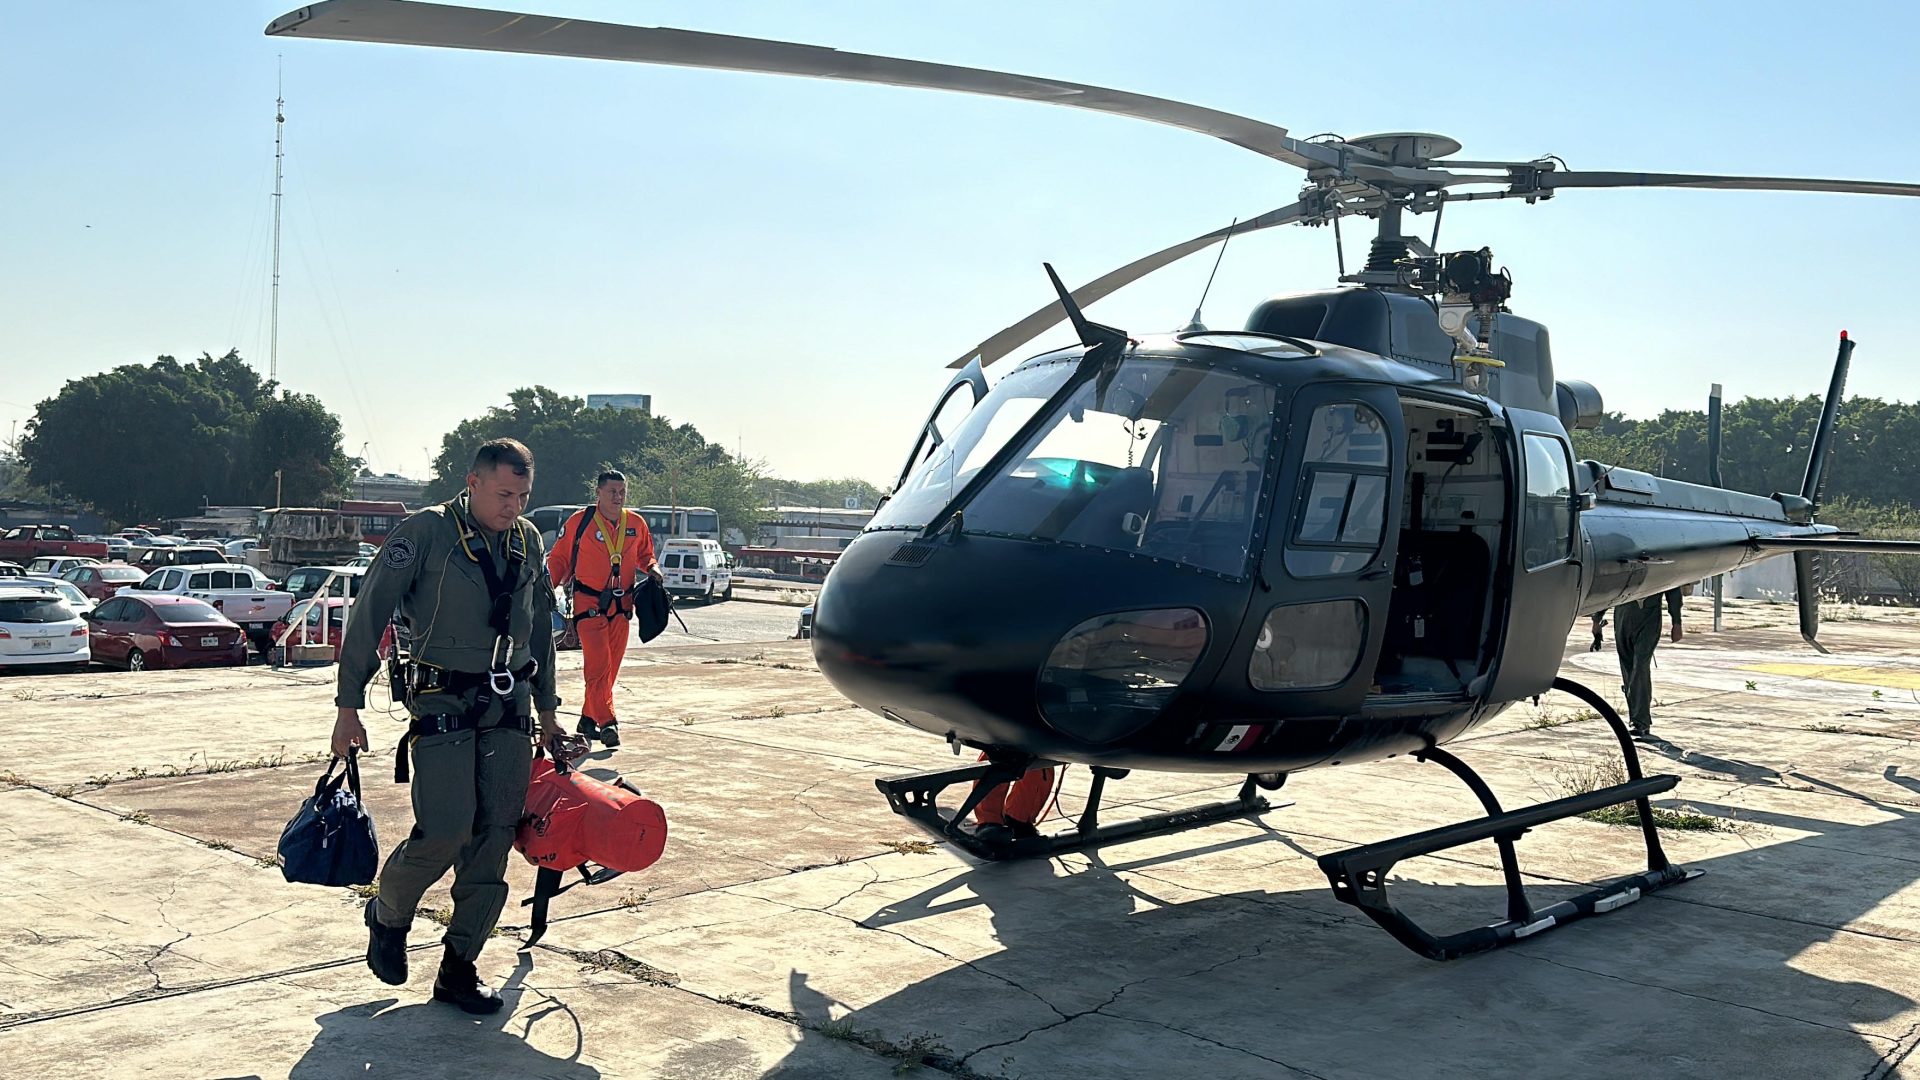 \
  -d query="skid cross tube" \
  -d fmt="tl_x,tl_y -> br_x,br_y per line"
1317,677 -> 1700,960
875,760 -> 1275,861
